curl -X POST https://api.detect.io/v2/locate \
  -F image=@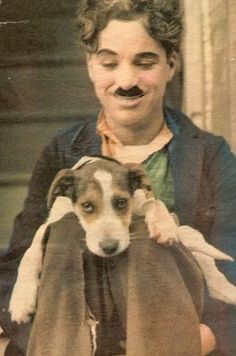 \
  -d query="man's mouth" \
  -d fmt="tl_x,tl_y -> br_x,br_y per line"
115,92 -> 145,100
